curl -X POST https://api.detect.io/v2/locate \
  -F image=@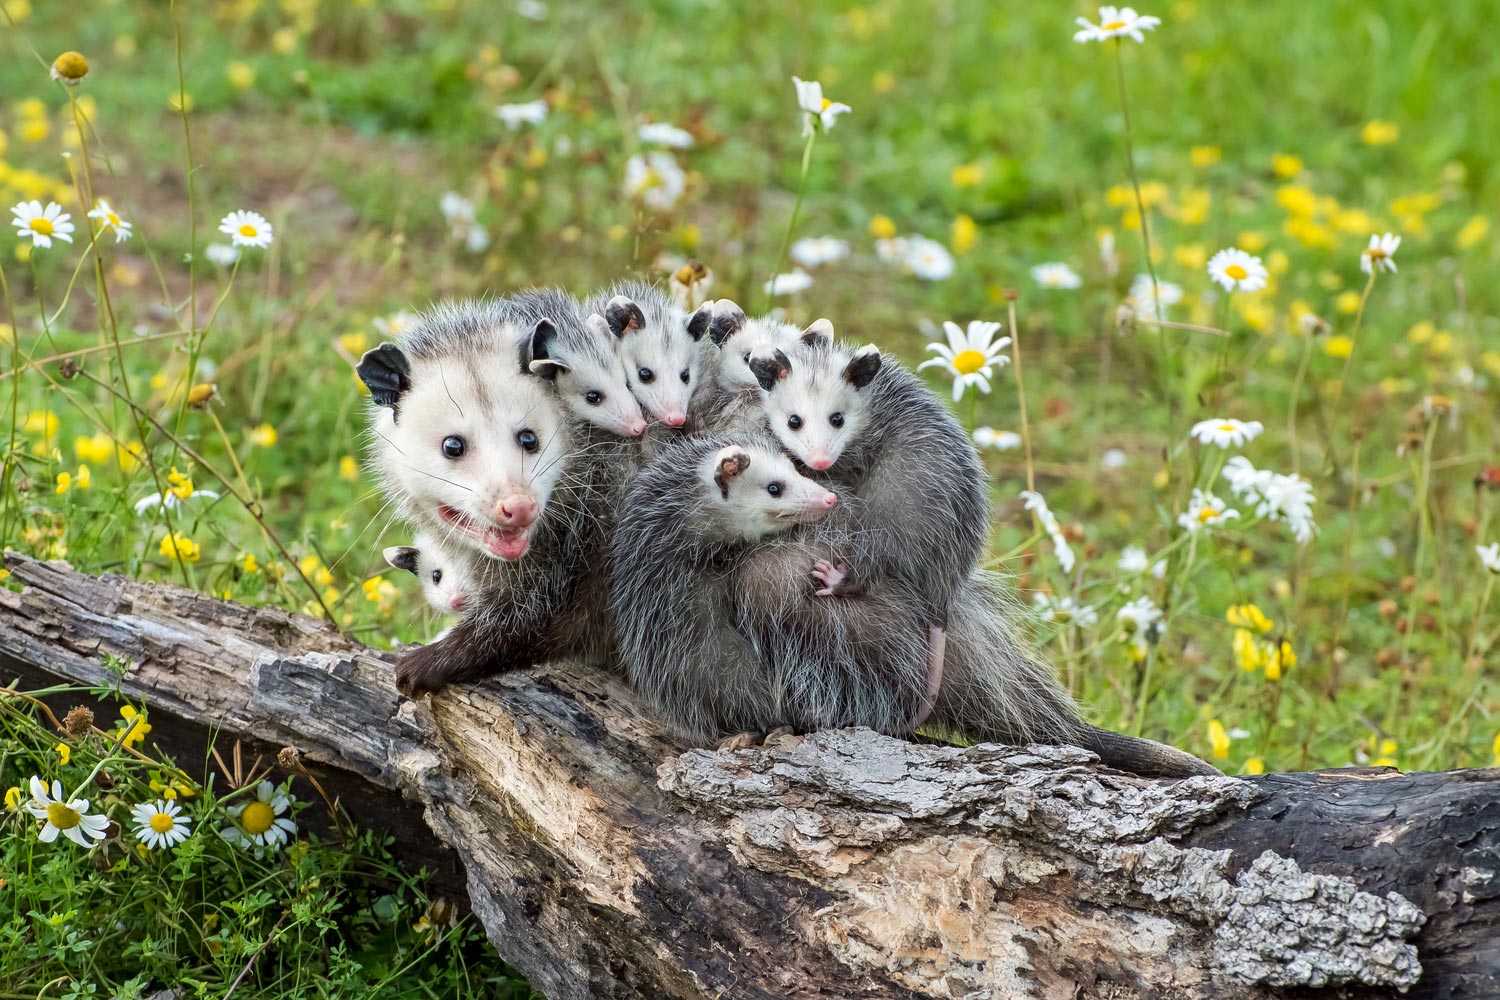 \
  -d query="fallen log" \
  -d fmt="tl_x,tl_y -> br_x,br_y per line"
0,552 -> 1495,999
